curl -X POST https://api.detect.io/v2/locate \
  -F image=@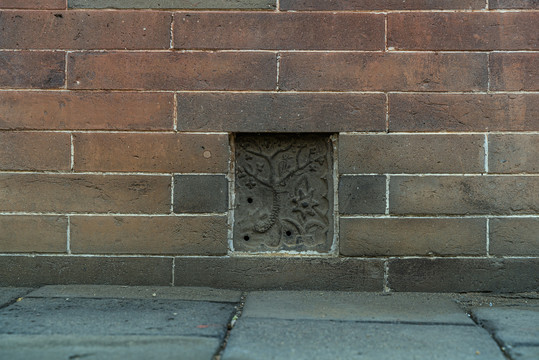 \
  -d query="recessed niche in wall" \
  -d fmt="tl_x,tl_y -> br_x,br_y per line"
233,133 -> 334,253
